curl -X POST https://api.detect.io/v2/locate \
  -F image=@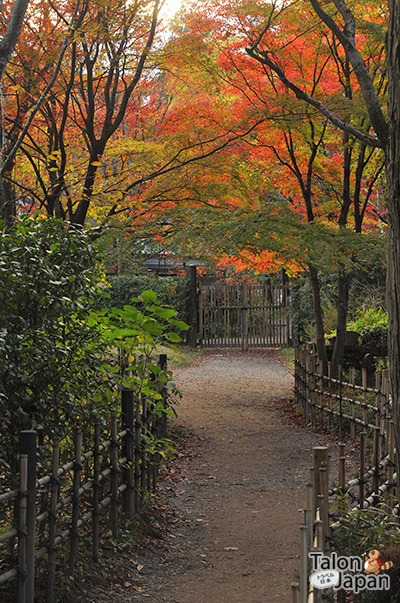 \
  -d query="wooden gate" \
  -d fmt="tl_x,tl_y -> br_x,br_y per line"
198,282 -> 291,348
